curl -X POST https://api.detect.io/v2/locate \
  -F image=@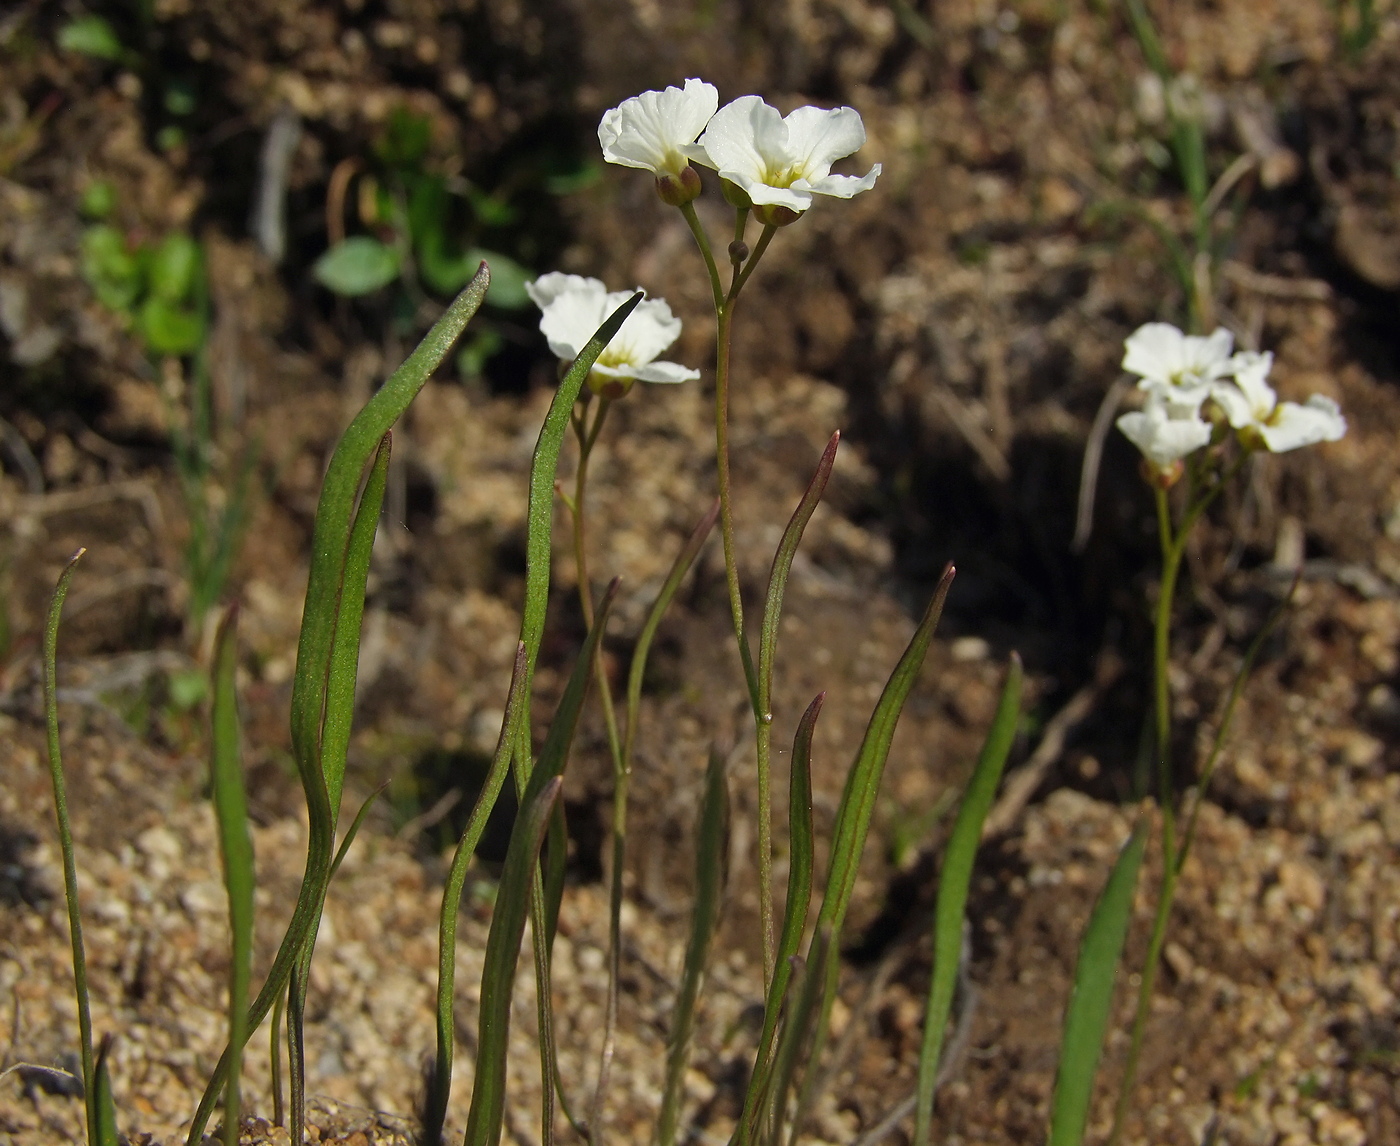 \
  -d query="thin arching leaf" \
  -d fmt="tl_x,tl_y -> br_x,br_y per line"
1048,820 -> 1148,1146
915,654 -> 1022,1146
211,608 -> 254,1146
